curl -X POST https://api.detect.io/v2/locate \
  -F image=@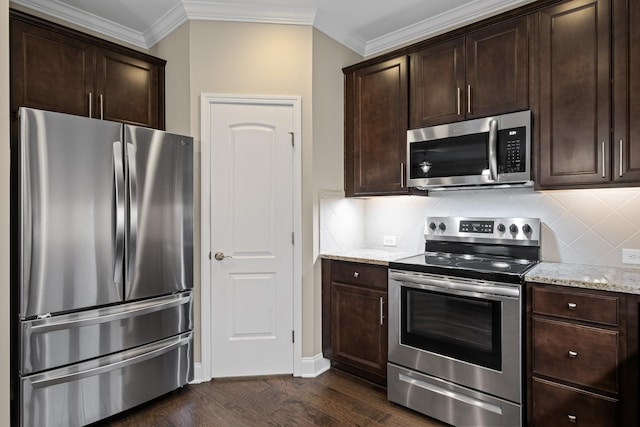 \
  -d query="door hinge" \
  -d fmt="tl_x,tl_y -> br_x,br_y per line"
289,131 -> 294,146
292,330 -> 295,343
291,232 -> 295,245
